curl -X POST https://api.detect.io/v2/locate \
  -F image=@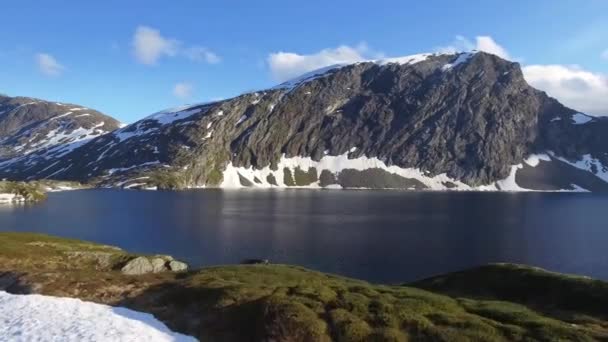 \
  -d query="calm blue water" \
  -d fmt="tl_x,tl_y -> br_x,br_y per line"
1,189 -> 607,283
